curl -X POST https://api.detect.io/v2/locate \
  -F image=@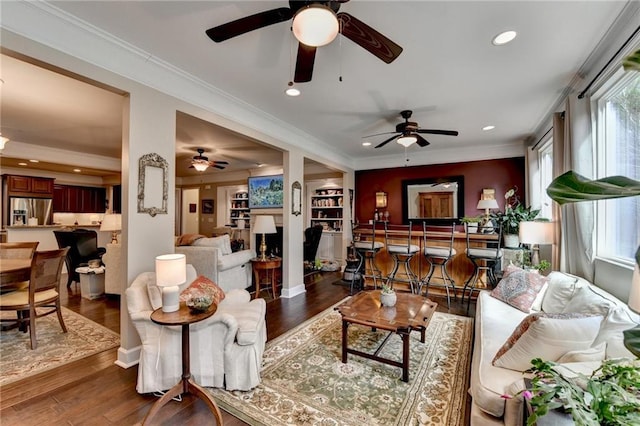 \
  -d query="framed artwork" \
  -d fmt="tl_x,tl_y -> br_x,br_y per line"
291,181 -> 302,216
248,174 -> 284,208
202,199 -> 214,214
189,203 -> 197,213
